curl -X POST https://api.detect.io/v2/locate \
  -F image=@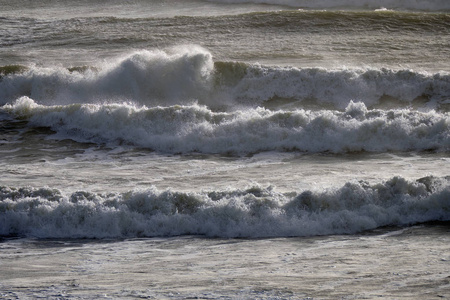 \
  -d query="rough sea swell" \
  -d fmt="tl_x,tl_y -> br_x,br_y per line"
1,49 -> 448,239
1,8 -> 449,240
1,2 -> 450,299
1,176 -> 449,238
